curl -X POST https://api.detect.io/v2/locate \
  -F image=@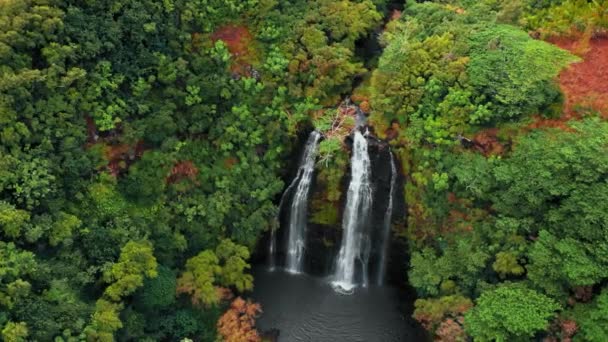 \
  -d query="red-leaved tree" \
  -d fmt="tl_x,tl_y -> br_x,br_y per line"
217,297 -> 262,342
